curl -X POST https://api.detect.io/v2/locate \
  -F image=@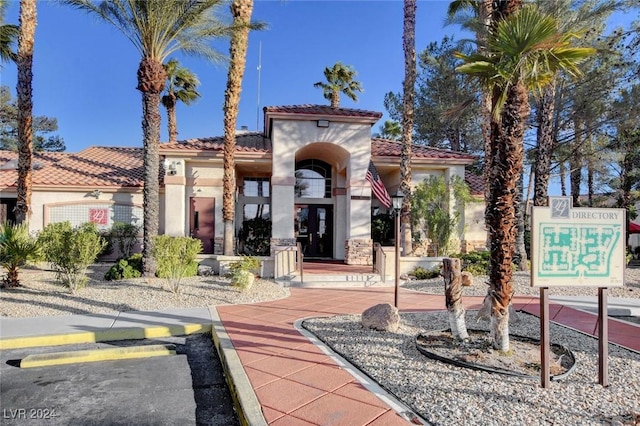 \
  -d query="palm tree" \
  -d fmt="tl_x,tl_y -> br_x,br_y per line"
374,120 -> 402,140
400,0 -> 416,256
313,62 -> 363,108
64,0 -> 229,276
222,0 -> 255,255
162,59 -> 201,144
0,0 -> 19,63
15,0 -> 36,225
456,4 -> 594,351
